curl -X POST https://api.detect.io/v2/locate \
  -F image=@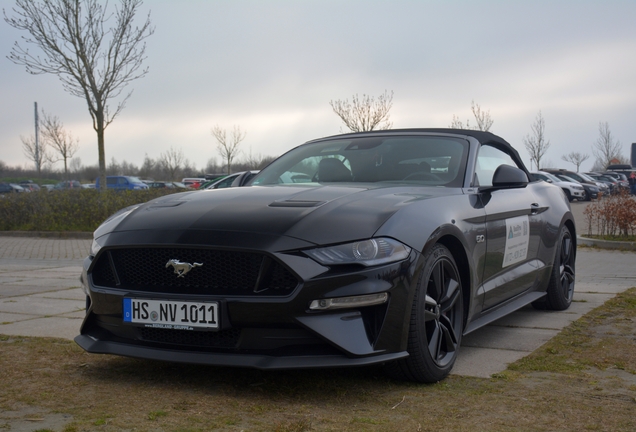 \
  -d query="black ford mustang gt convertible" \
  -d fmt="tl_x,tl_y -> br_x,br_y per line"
76,129 -> 576,382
